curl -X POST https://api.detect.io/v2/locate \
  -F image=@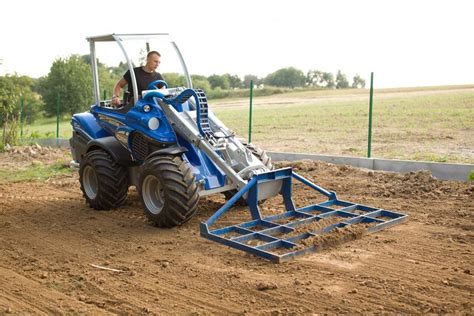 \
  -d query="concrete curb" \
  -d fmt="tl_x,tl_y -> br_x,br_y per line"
268,151 -> 473,181
30,138 -> 473,181
24,138 -> 70,148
